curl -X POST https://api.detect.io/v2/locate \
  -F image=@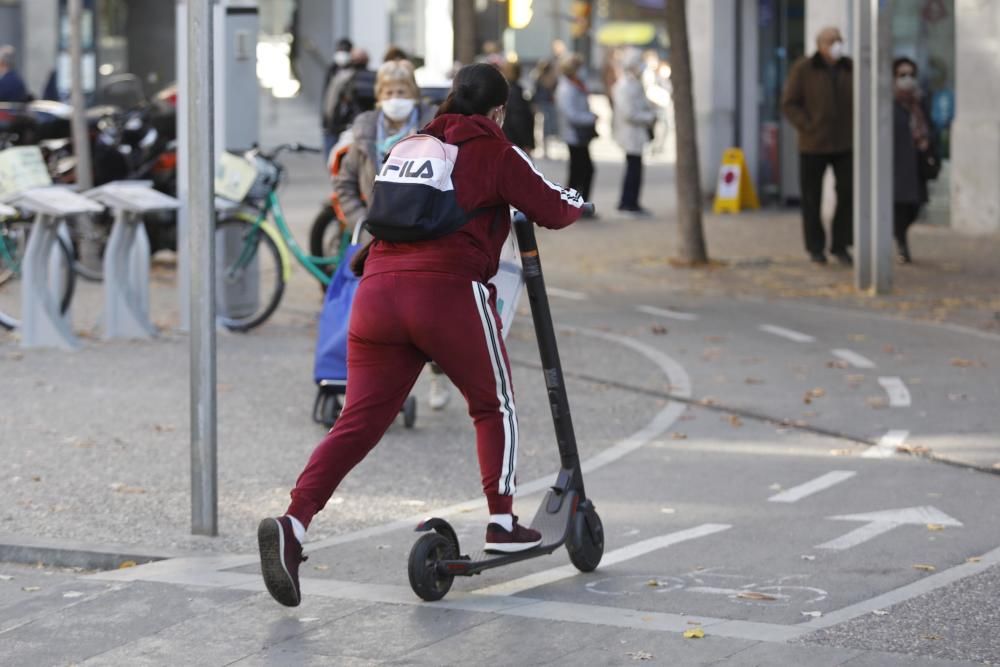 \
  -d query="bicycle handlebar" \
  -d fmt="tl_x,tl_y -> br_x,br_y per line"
511,202 -> 594,225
